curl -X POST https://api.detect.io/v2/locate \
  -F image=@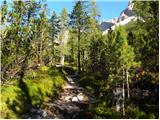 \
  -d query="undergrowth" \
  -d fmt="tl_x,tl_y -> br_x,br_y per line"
78,72 -> 158,119
0,66 -> 66,119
